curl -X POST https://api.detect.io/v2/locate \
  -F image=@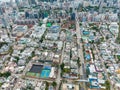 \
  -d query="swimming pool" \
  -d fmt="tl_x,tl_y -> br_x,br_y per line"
40,70 -> 51,78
